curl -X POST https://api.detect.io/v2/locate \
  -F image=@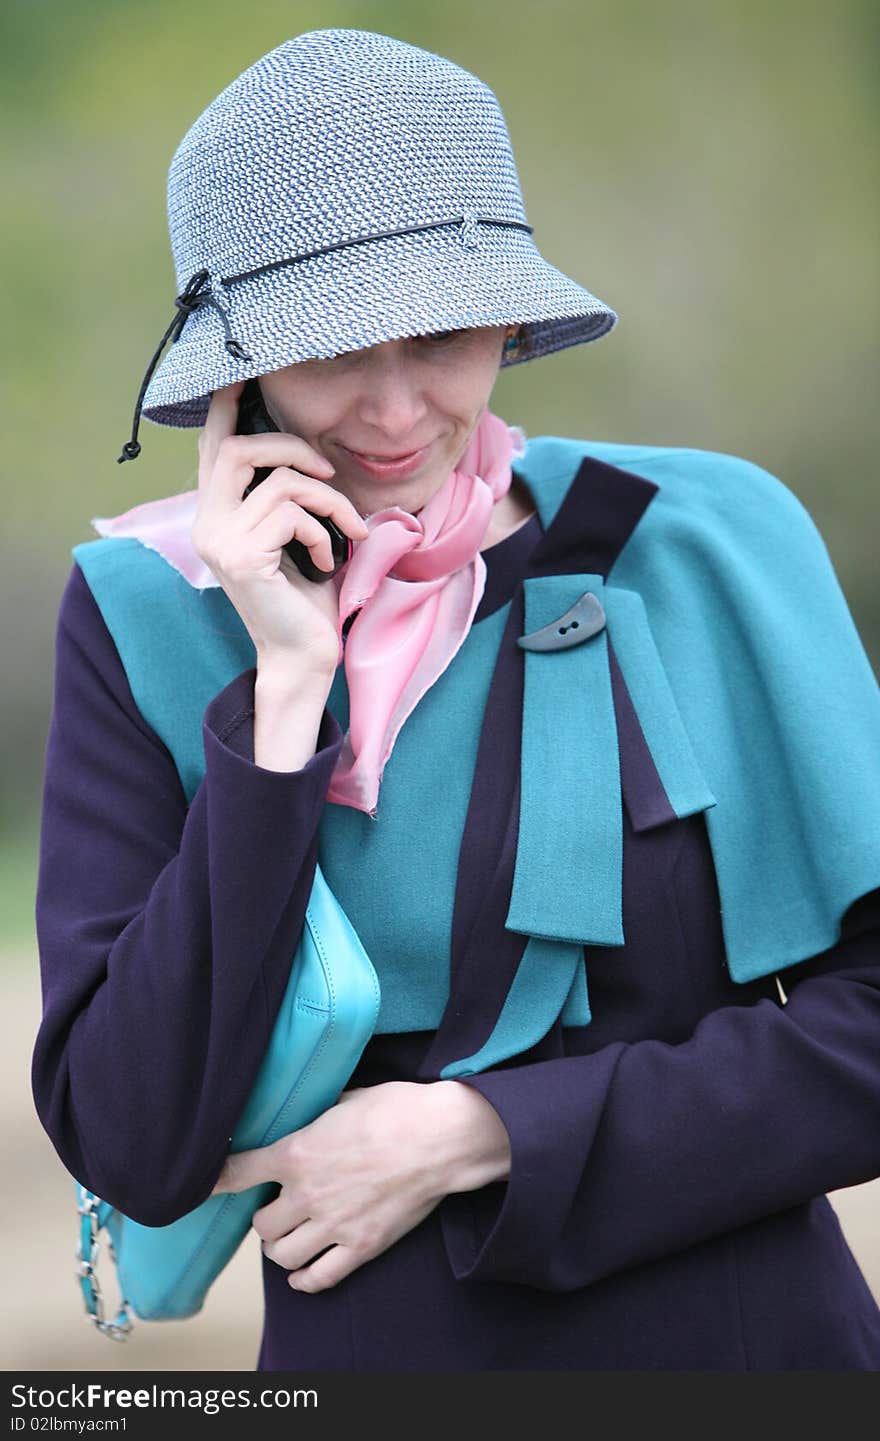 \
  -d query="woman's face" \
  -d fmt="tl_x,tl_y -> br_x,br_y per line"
258,324 -> 515,518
